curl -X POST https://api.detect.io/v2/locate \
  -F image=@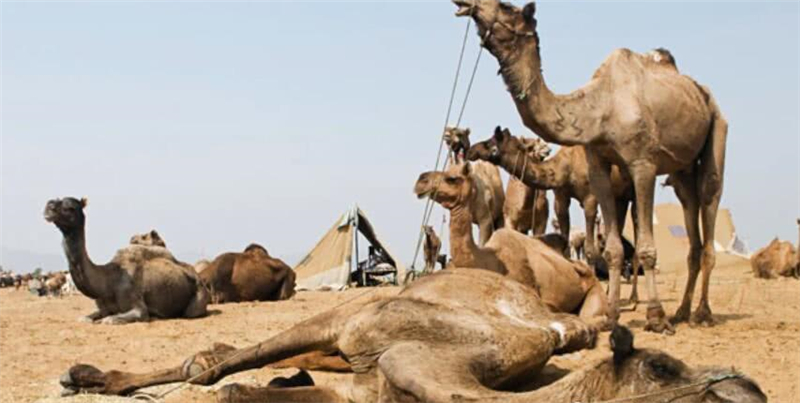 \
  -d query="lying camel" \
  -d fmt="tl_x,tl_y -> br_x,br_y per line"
751,238 -> 798,279
415,162 -> 606,320
444,126 -> 505,245
422,225 -> 442,274
199,244 -> 296,303
129,229 -> 167,247
44,197 -> 209,324
58,268 -> 765,403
